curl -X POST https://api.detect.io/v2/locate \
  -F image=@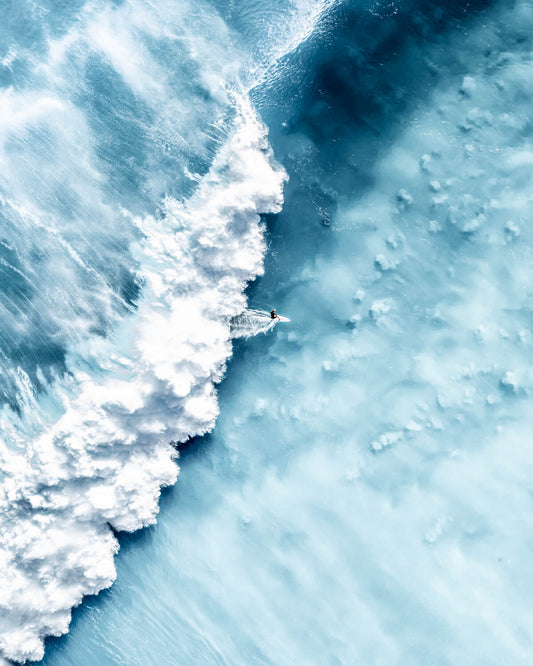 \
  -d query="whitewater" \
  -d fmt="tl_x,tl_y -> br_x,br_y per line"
0,0 -> 334,662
